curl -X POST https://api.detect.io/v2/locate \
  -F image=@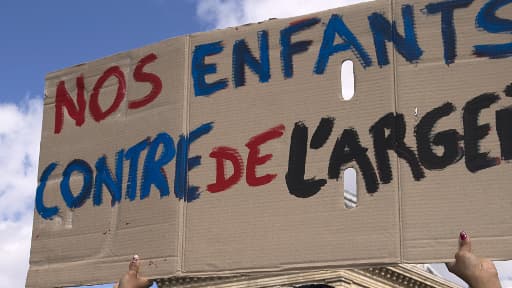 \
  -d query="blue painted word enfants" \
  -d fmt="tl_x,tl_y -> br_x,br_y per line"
192,0 -> 511,97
